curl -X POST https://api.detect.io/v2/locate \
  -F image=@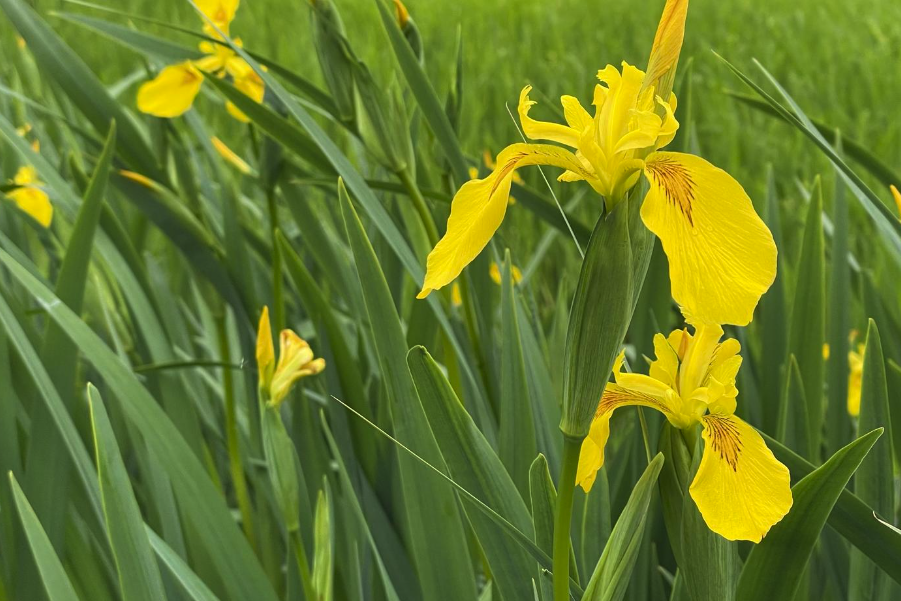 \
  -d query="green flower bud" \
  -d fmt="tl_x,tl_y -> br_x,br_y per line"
354,64 -> 414,174
560,196 -> 635,439
309,0 -> 356,127
262,406 -> 301,532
